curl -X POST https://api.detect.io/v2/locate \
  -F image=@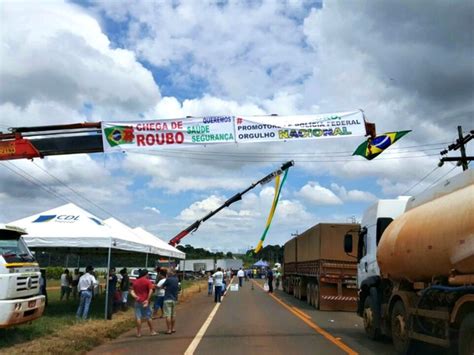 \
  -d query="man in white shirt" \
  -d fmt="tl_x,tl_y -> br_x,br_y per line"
212,267 -> 224,303
76,265 -> 98,320
60,269 -> 71,301
153,271 -> 166,319
207,272 -> 214,295
237,268 -> 245,288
